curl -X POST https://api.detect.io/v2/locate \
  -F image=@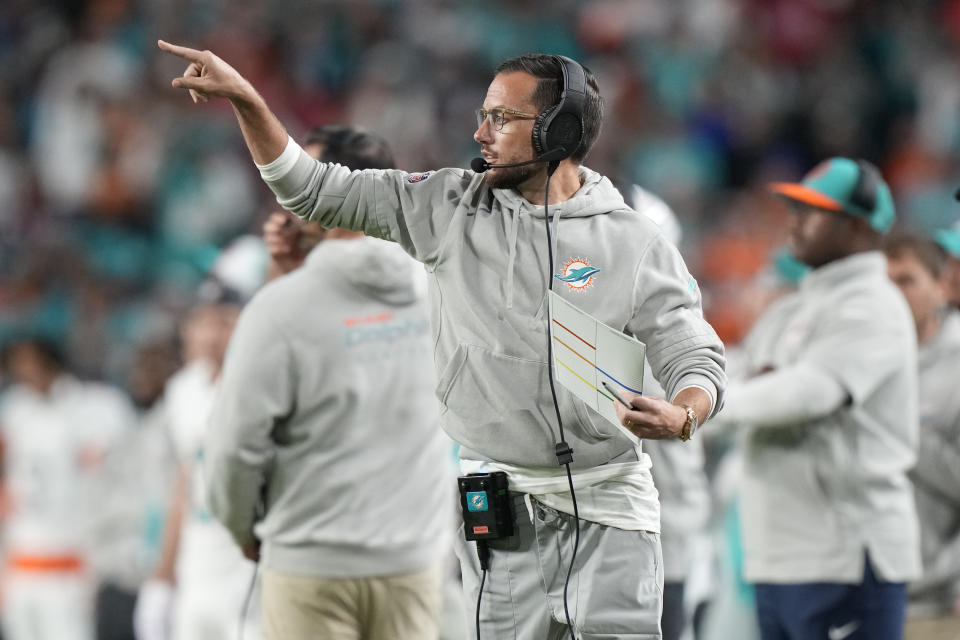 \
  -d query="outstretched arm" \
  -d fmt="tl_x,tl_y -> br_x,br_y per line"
157,40 -> 288,164
158,39 -> 463,263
